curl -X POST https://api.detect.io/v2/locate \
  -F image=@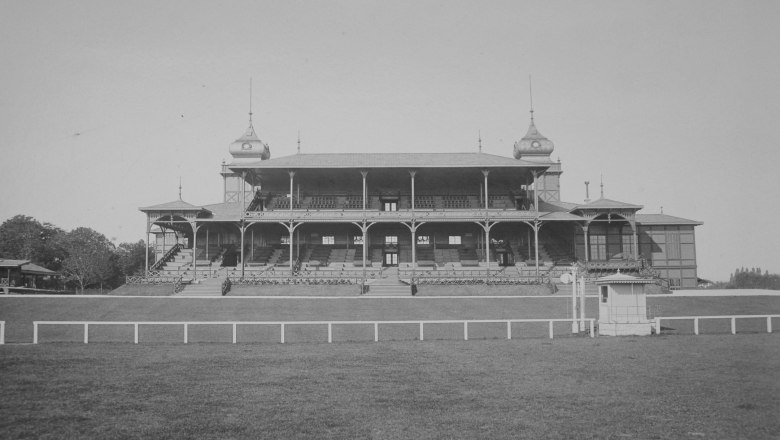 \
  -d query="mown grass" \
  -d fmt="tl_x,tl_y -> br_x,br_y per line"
1,335 -> 778,439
